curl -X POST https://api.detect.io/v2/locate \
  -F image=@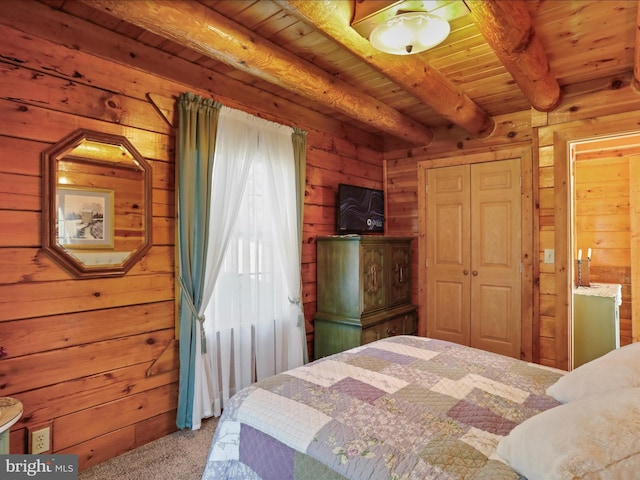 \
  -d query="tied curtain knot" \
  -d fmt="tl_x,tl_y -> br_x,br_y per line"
179,276 -> 207,354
